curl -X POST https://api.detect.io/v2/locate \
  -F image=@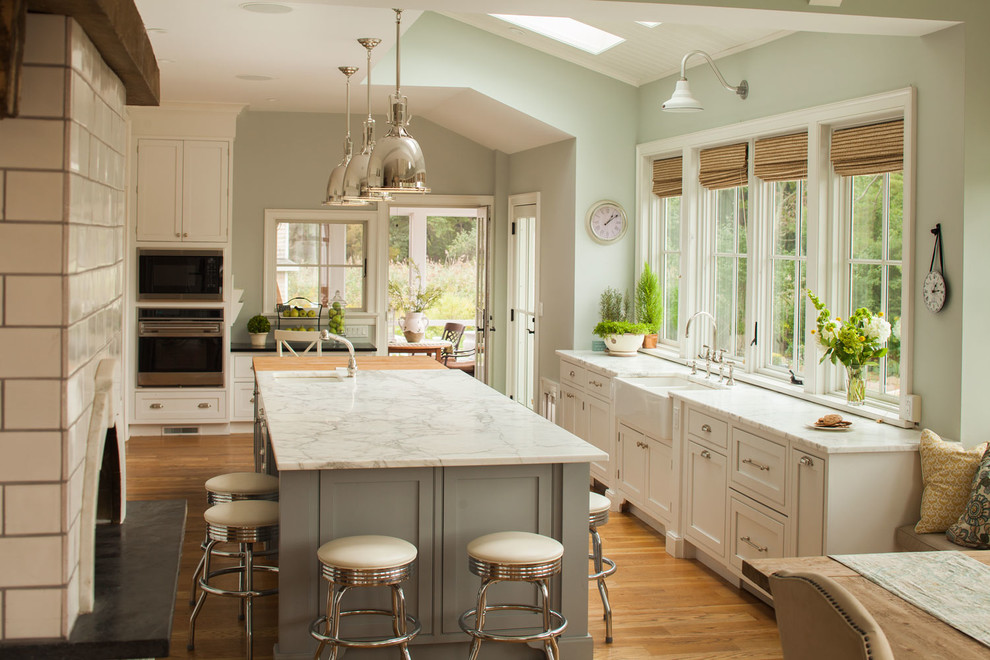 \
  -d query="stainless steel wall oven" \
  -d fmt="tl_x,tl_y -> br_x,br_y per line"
137,309 -> 224,387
